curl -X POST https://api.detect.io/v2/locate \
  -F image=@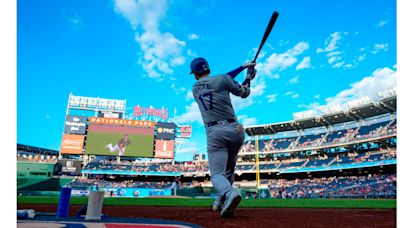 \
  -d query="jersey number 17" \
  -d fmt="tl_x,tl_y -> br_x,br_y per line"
199,92 -> 213,111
